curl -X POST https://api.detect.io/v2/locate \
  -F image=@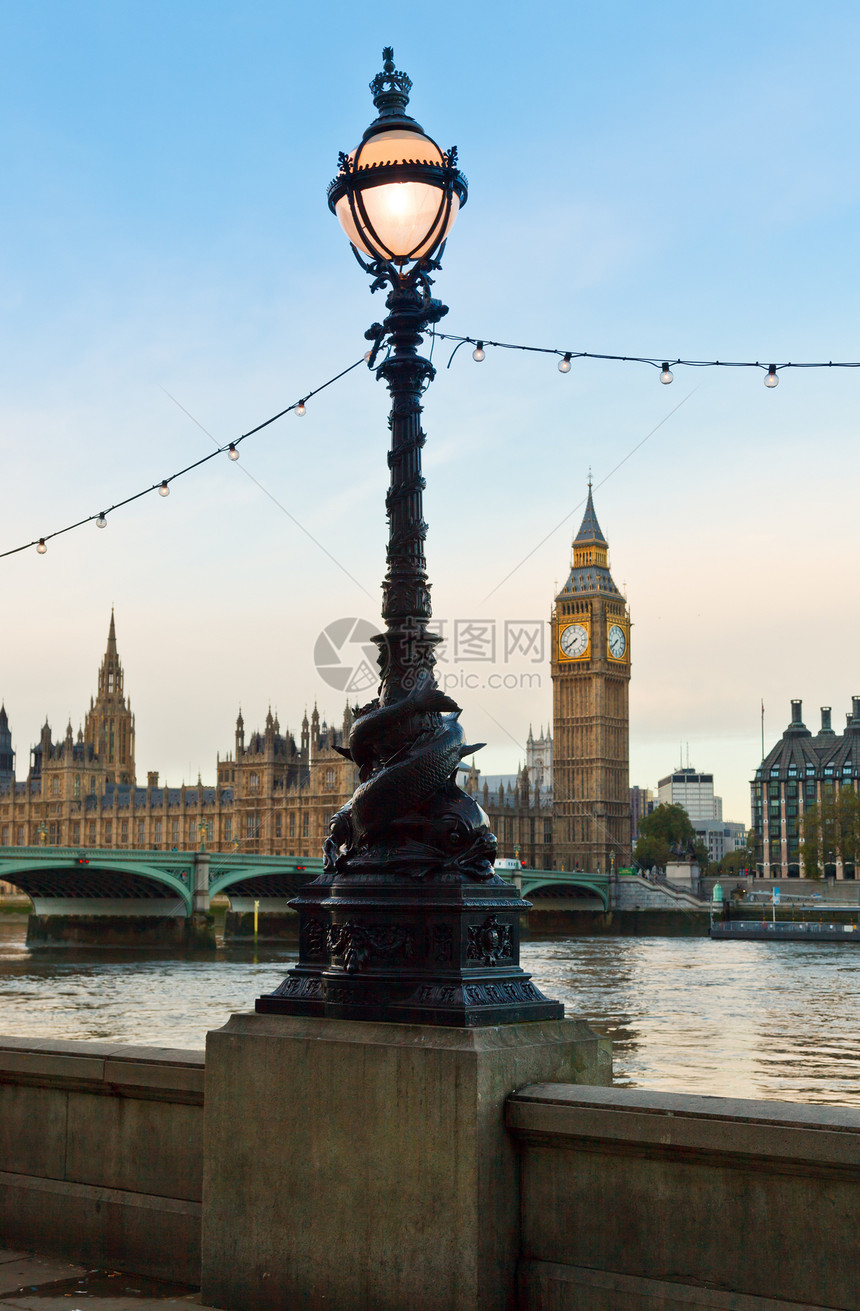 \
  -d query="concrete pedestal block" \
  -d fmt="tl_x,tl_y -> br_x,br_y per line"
201,1013 -> 610,1311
